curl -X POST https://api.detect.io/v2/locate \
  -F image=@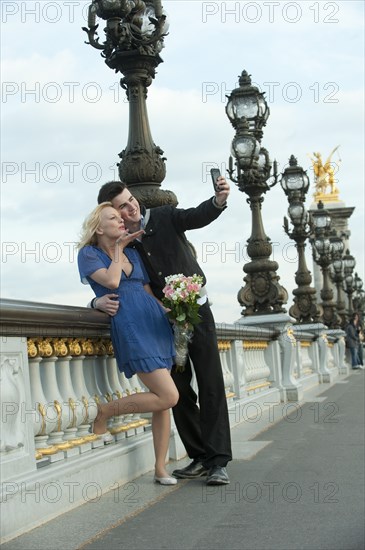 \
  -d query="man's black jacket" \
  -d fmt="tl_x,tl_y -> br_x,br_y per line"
132,198 -> 225,300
